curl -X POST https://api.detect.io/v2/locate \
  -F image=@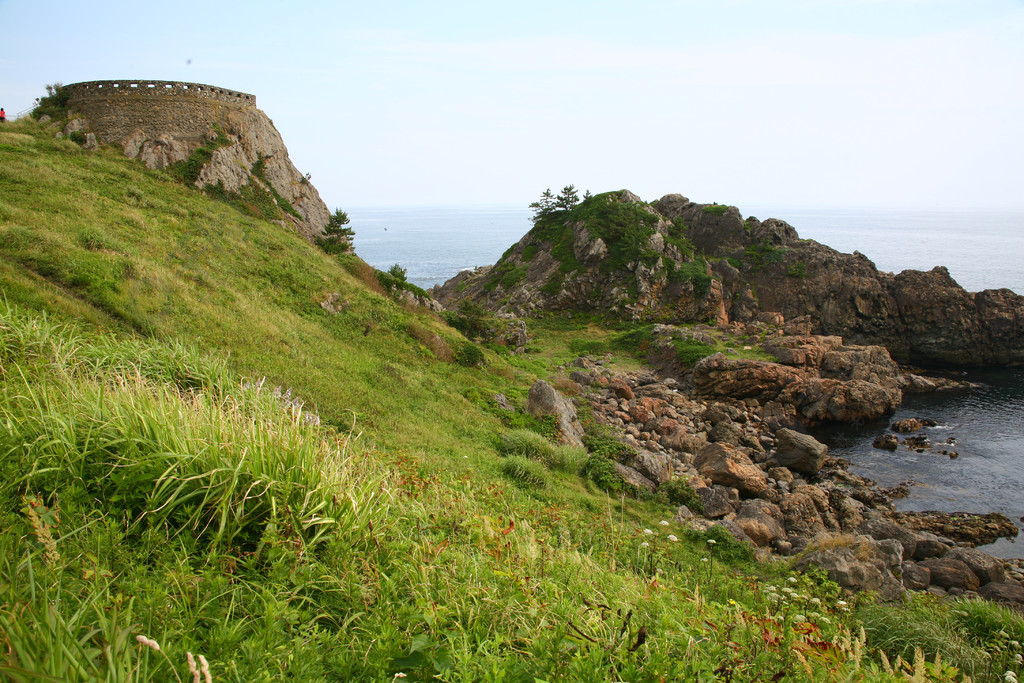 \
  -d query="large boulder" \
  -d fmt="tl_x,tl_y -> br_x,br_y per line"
918,558 -> 980,592
774,429 -> 828,475
735,499 -> 786,547
693,443 -> 769,498
856,518 -> 920,561
945,547 -> 1005,586
527,380 -> 584,447
795,535 -> 904,601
